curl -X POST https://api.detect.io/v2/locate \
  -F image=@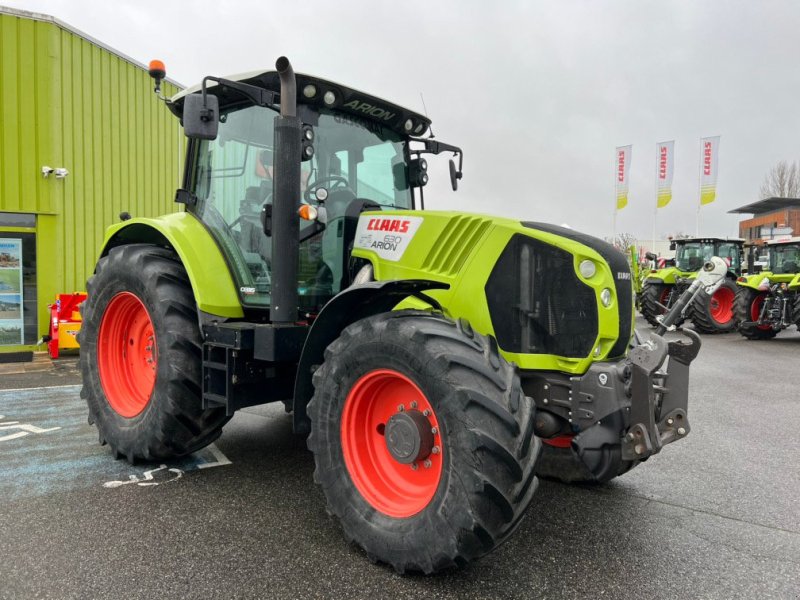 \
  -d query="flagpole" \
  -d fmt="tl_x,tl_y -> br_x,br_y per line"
612,150 -> 618,245
652,142 -> 657,253
696,137 -> 702,236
